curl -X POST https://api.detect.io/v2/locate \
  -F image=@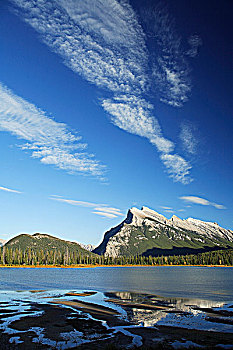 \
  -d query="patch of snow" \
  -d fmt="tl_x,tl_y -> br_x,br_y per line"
172,340 -> 203,349
9,336 -> 24,344
215,345 -> 233,349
